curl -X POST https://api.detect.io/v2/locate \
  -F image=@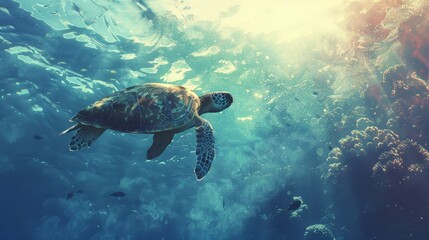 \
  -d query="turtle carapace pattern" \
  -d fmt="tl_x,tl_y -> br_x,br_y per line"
60,83 -> 233,180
